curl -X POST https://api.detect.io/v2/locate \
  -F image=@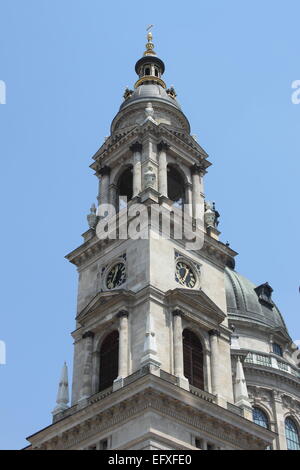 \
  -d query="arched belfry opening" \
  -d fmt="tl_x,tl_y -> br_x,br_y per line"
99,330 -> 119,391
167,165 -> 185,208
117,166 -> 133,210
182,329 -> 204,390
